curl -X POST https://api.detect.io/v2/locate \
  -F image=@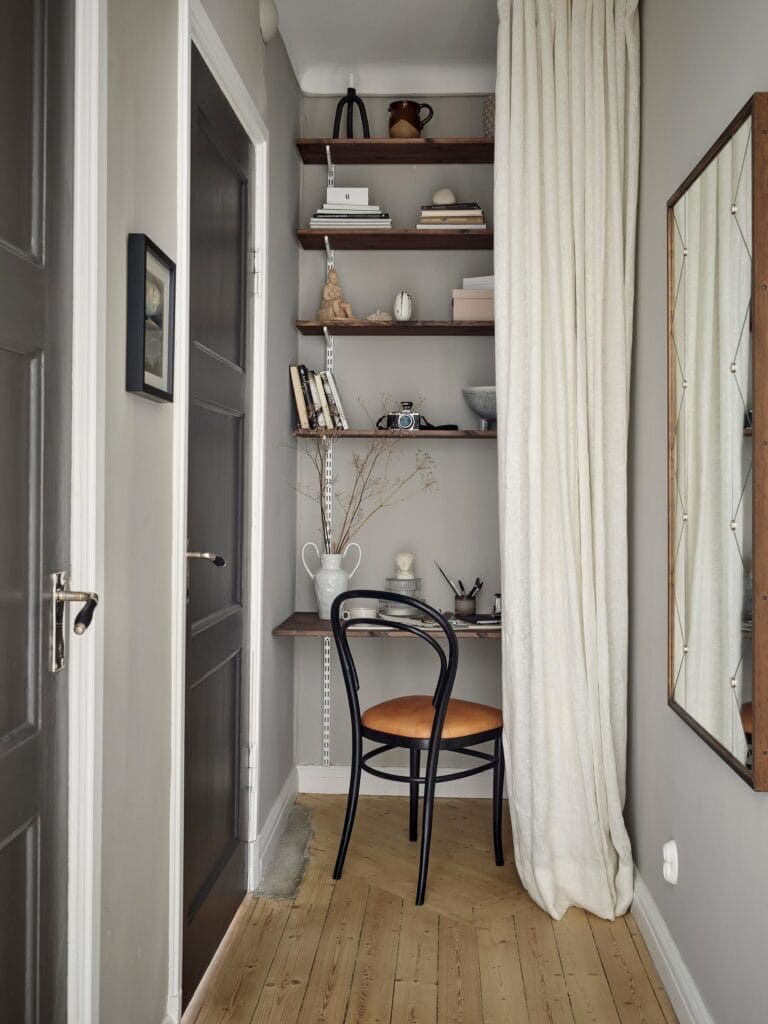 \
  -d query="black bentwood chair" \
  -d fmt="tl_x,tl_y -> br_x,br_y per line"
330,590 -> 505,905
